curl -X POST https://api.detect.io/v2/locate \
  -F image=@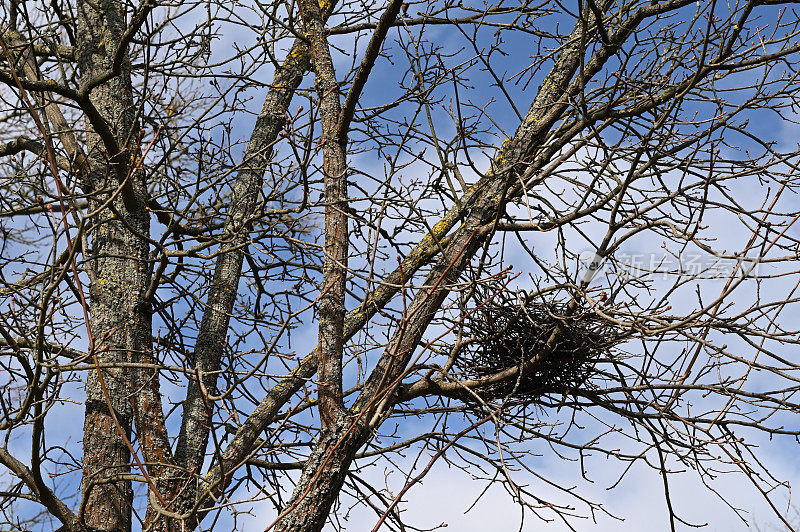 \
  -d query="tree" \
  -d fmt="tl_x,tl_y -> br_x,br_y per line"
2,0 -> 800,530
